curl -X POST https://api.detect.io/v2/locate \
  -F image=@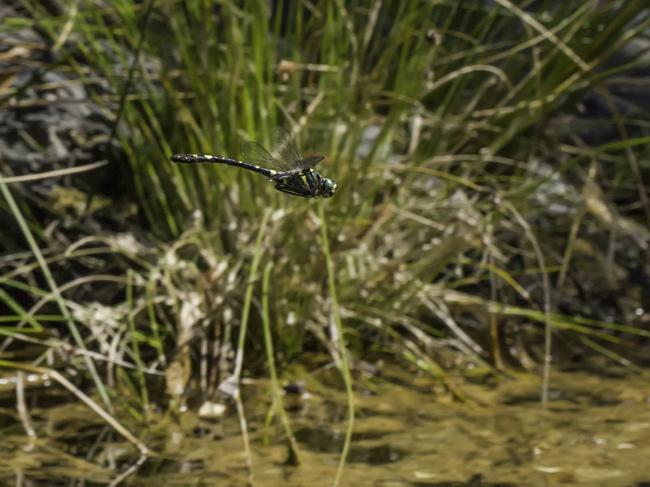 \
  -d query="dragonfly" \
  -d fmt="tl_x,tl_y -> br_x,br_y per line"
171,129 -> 337,198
